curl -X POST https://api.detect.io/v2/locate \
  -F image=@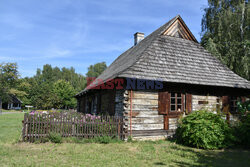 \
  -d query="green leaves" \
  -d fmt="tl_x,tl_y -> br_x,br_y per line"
53,80 -> 77,109
176,110 -> 233,149
201,0 -> 249,80
86,62 -> 107,78
16,65 -> 87,109
0,63 -> 19,107
235,112 -> 250,148
1,61 -> 107,110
